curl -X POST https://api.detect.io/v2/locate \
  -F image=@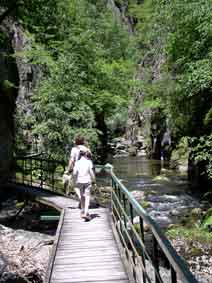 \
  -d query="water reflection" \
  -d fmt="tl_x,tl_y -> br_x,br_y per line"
112,156 -> 162,178
111,156 -> 177,193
